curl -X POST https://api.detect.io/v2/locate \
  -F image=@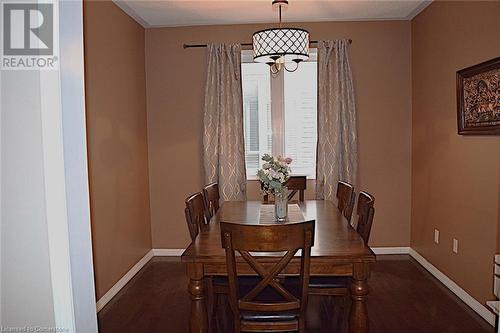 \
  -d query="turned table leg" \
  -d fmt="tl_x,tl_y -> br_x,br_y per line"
349,262 -> 370,333
187,263 -> 208,333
